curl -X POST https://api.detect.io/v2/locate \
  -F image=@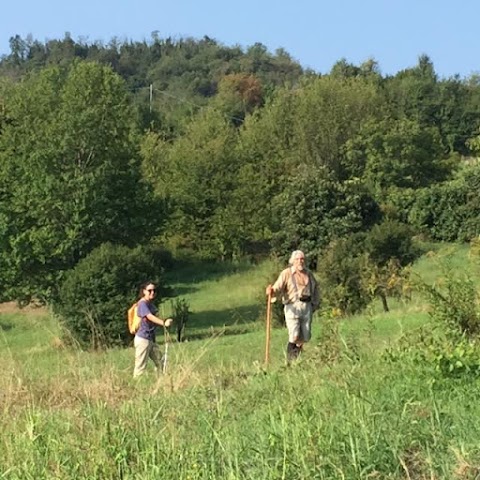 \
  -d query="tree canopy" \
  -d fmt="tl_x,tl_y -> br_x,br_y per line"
1,34 -> 479,309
